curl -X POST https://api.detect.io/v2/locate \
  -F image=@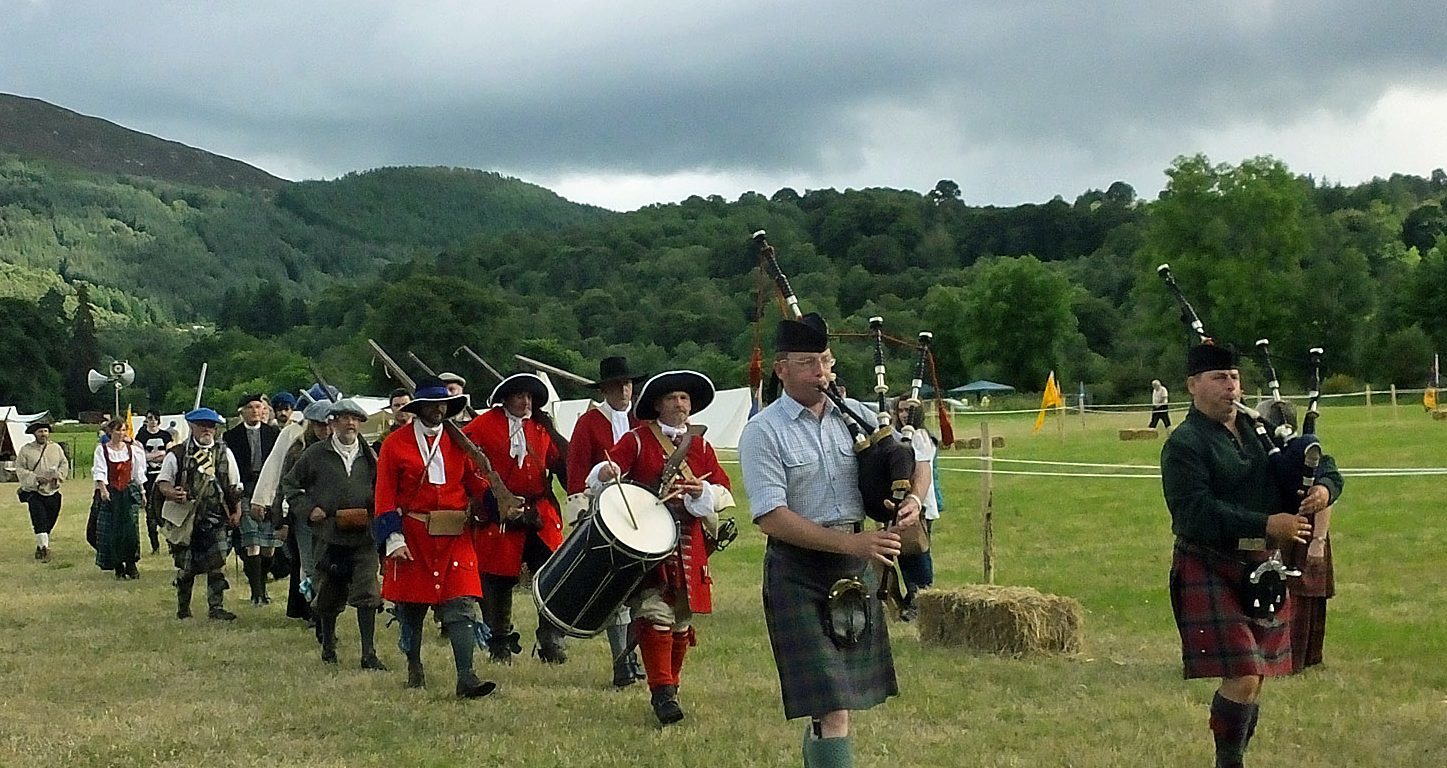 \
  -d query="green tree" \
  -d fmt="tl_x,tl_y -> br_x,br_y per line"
950,255 -> 1082,387
63,283 -> 101,417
